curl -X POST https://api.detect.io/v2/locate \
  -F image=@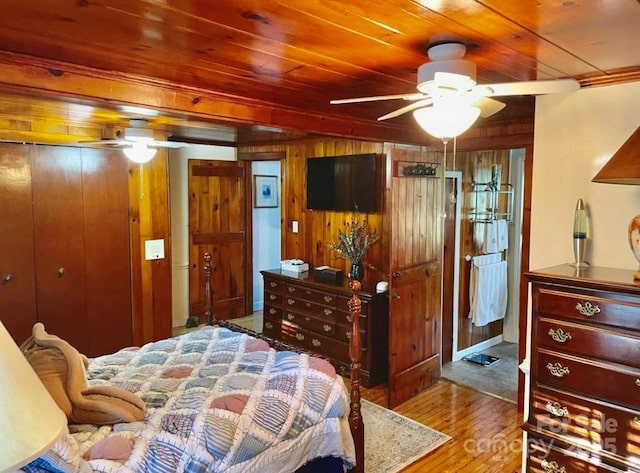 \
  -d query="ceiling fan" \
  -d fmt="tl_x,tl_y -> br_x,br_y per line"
330,42 -> 580,138
81,118 -> 190,163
